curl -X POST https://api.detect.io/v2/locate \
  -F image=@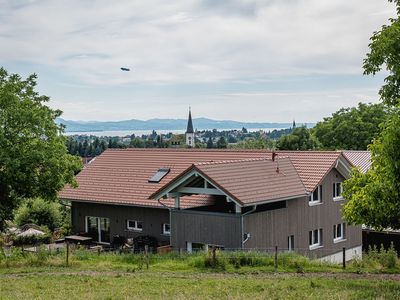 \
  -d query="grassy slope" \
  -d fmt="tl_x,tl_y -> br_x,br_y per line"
1,272 -> 400,300
2,250 -> 400,299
